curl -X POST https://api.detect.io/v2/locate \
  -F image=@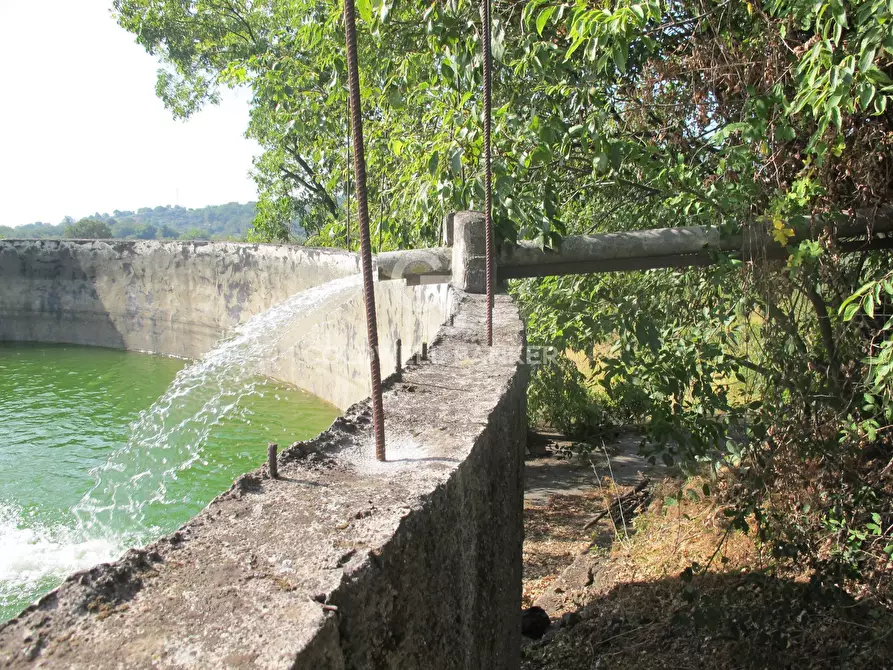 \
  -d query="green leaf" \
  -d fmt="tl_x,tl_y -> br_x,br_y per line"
427,152 -> 439,176
536,6 -> 556,36
831,0 -> 847,28
842,301 -> 860,322
565,35 -> 586,60
610,142 -> 623,170
865,292 -> 875,318
356,0 -> 373,24
829,105 -> 842,130
859,82 -> 876,110
449,148 -> 463,176
492,21 -> 506,62
859,47 -> 877,72
612,44 -> 627,73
